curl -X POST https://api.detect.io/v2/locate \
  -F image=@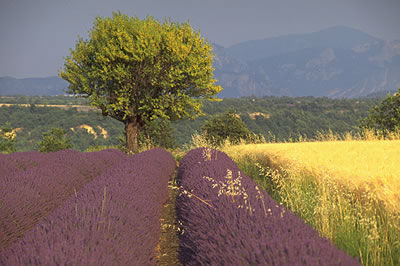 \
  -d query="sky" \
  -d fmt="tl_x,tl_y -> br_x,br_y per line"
1,0 -> 400,78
